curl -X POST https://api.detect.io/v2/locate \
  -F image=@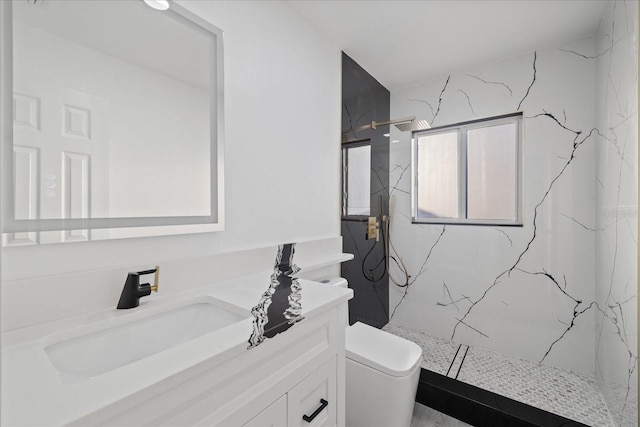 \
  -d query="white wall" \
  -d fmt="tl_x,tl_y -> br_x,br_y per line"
594,1 -> 638,425
2,2 -> 341,282
388,36 -> 597,375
